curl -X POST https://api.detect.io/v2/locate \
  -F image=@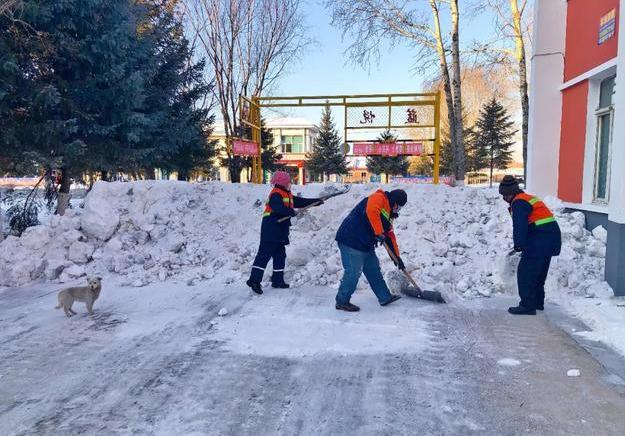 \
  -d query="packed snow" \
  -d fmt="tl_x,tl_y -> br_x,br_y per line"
1,180 -> 624,355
